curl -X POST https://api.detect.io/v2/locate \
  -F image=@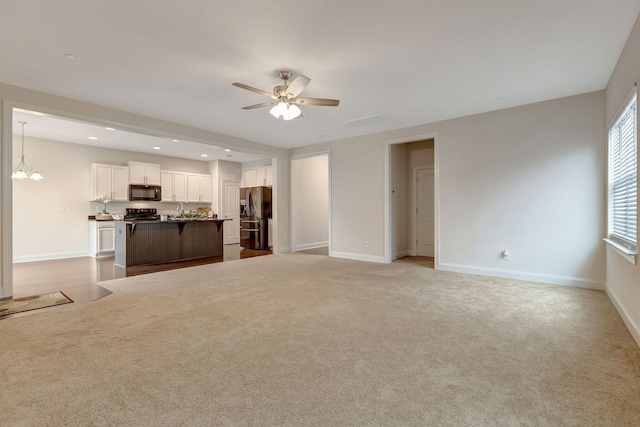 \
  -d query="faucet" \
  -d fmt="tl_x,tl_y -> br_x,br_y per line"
176,202 -> 184,216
